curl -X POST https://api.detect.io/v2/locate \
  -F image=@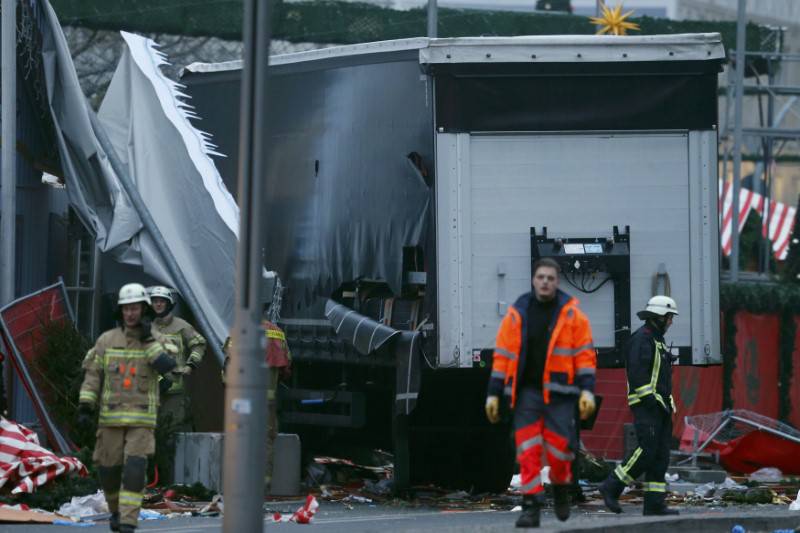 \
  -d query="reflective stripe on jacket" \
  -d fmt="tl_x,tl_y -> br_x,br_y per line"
488,289 -> 596,406
79,326 -> 173,428
153,314 -> 206,394
624,324 -> 674,412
